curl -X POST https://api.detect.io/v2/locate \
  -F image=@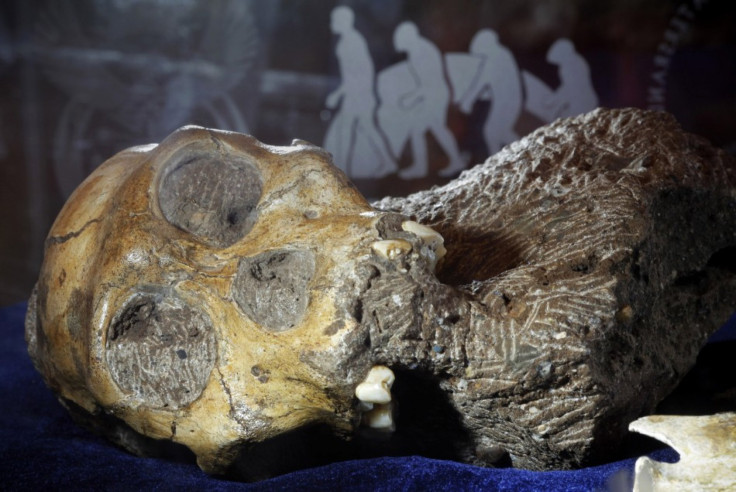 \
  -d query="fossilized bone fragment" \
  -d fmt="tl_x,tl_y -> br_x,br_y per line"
630,413 -> 736,491
26,109 -> 736,480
